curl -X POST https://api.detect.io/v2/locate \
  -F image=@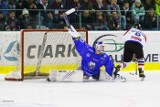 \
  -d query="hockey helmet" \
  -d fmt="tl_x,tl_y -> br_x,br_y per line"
133,23 -> 142,30
95,41 -> 104,52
